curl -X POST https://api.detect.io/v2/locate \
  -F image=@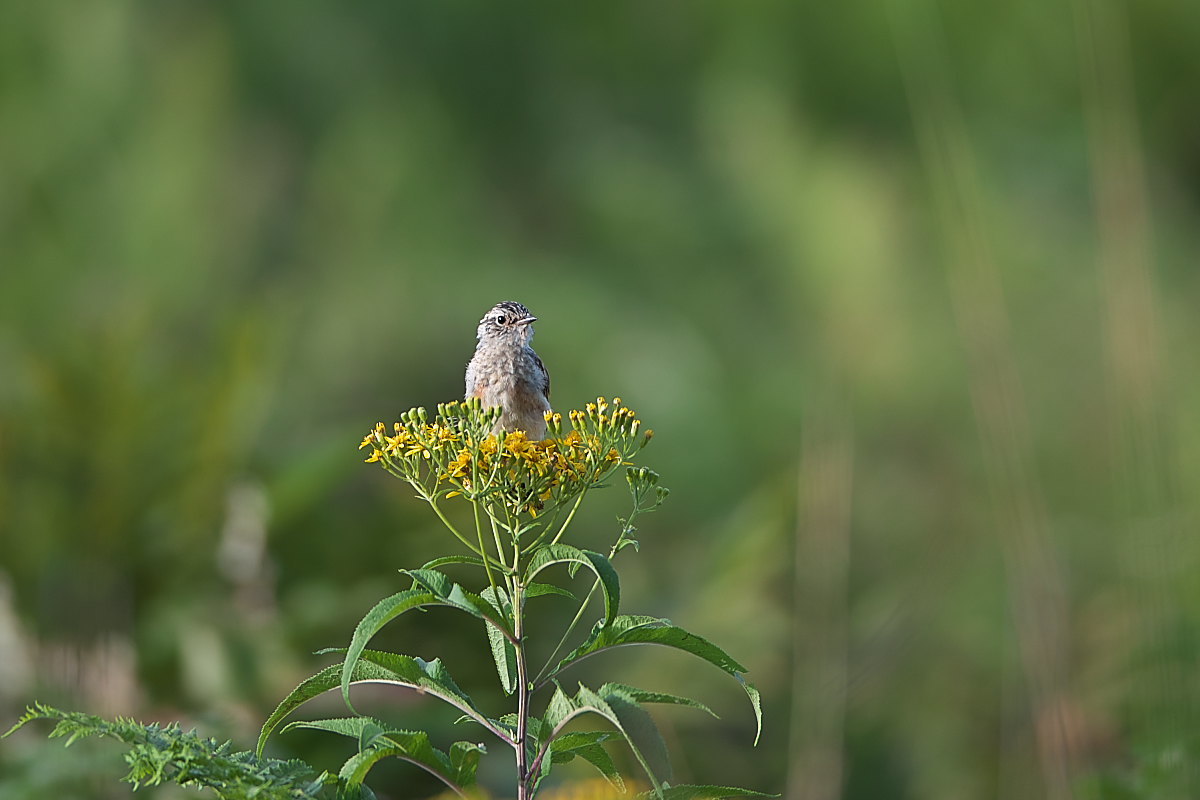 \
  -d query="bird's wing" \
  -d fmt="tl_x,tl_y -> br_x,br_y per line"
533,351 -> 550,400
